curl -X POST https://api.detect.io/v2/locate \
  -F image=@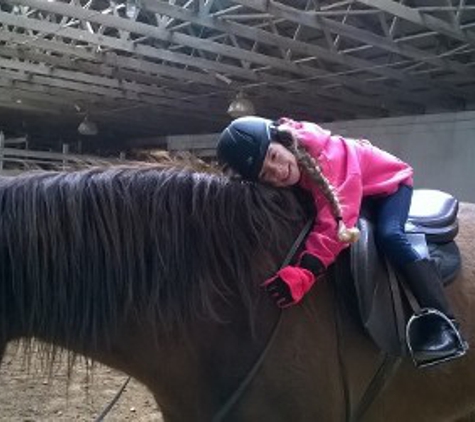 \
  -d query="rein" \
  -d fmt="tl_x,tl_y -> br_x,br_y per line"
96,219 -> 400,422
94,376 -> 131,422
212,217 -> 314,422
